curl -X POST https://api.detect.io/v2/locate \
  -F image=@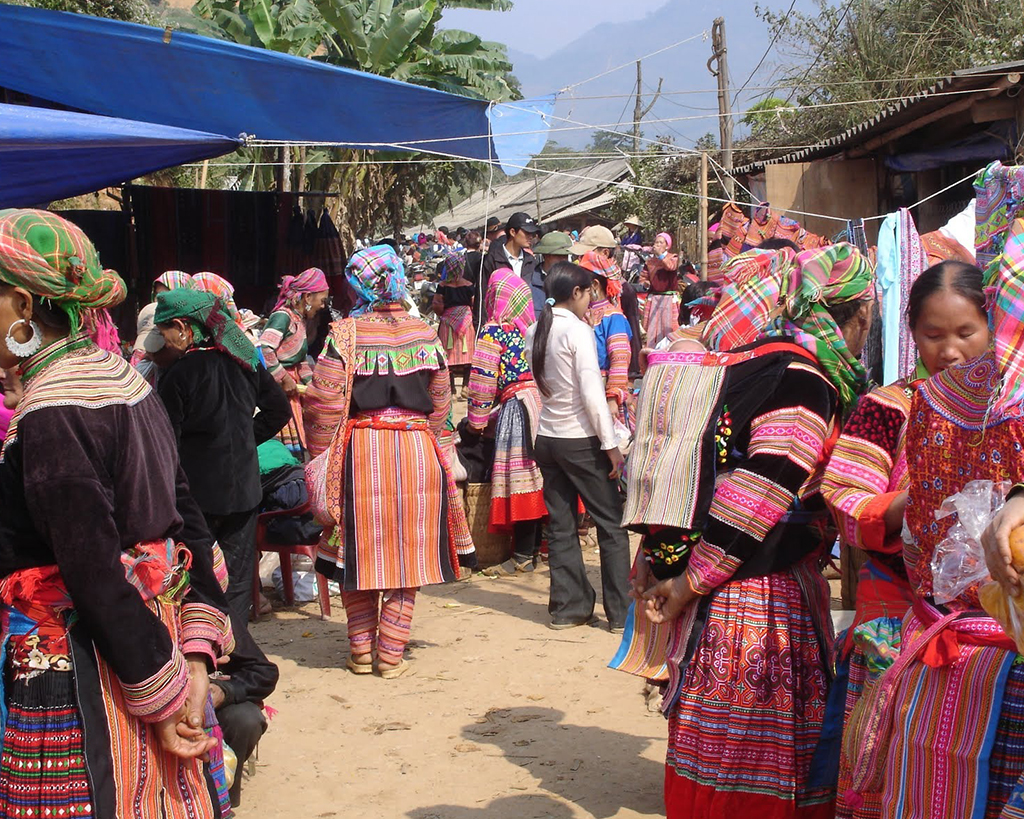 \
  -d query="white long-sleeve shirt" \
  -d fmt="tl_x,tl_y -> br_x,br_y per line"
524,307 -> 618,450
